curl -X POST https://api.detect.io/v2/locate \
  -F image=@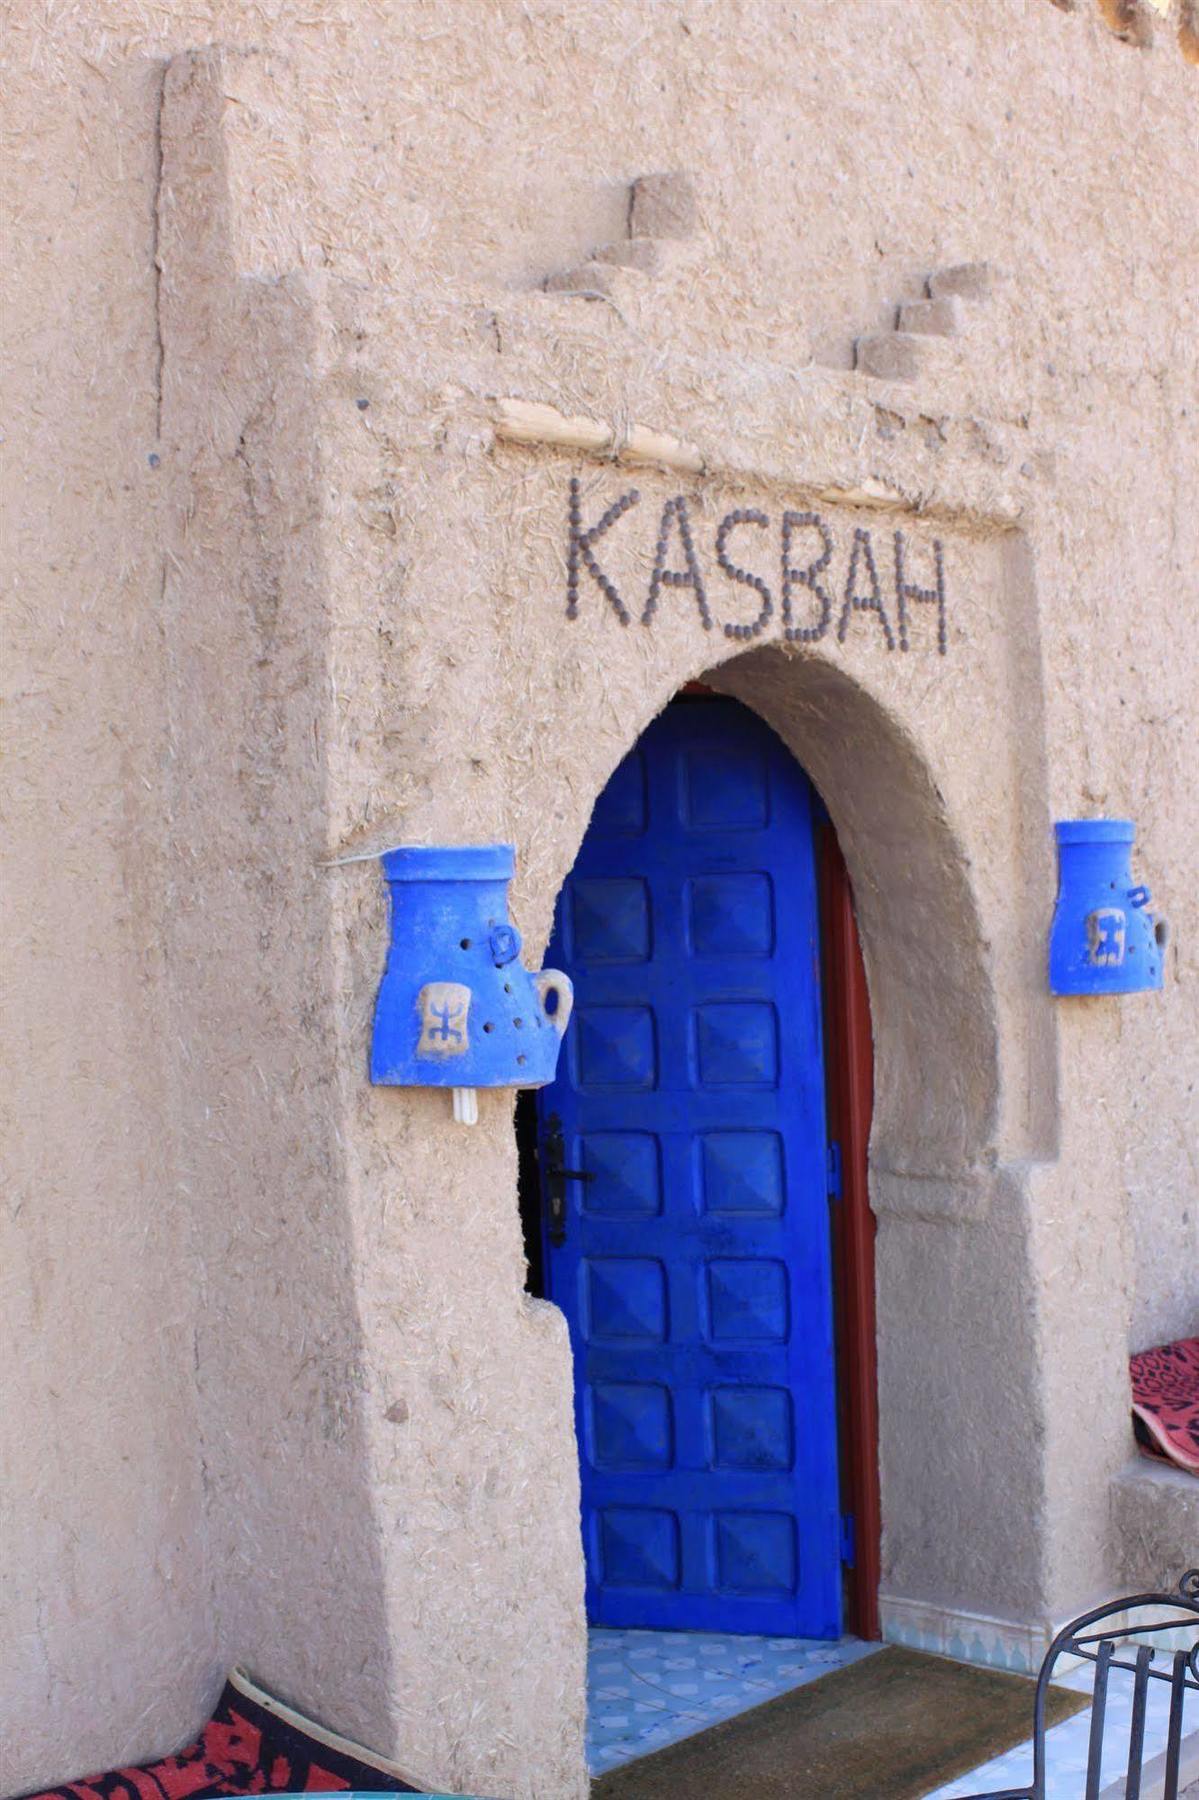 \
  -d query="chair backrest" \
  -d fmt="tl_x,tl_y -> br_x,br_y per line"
1026,1569 -> 1199,1800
